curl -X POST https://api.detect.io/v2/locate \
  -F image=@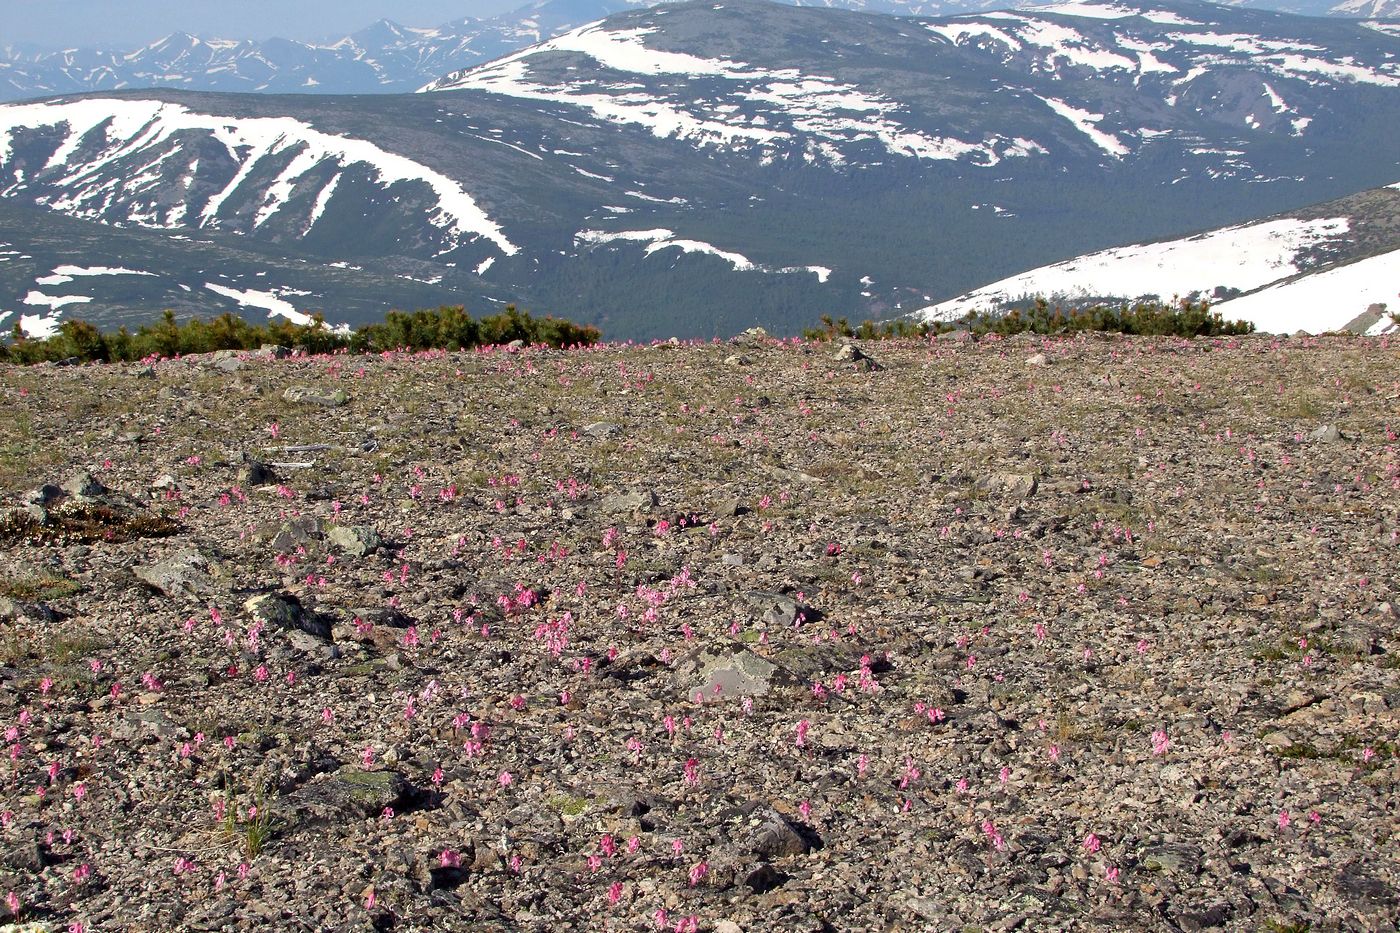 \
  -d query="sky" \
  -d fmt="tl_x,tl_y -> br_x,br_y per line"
0,0 -> 524,50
